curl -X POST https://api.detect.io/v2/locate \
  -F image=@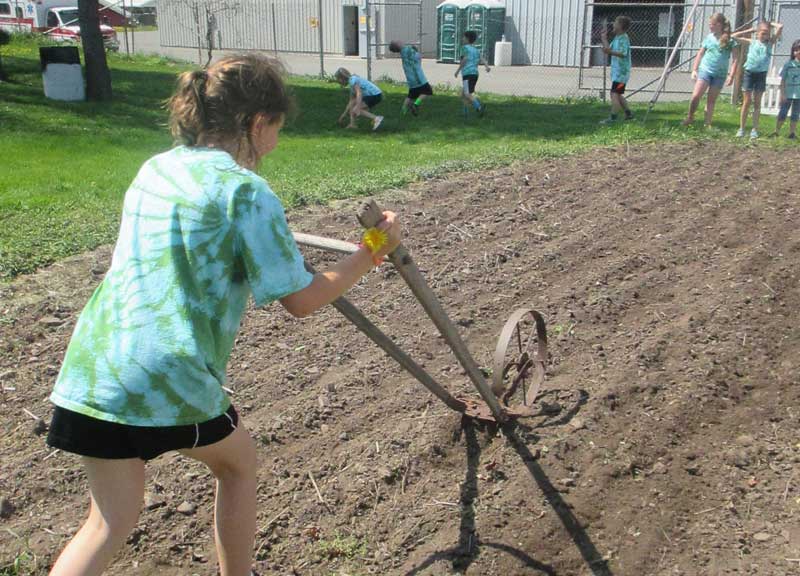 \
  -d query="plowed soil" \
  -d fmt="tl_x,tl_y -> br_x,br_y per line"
1,141 -> 799,576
